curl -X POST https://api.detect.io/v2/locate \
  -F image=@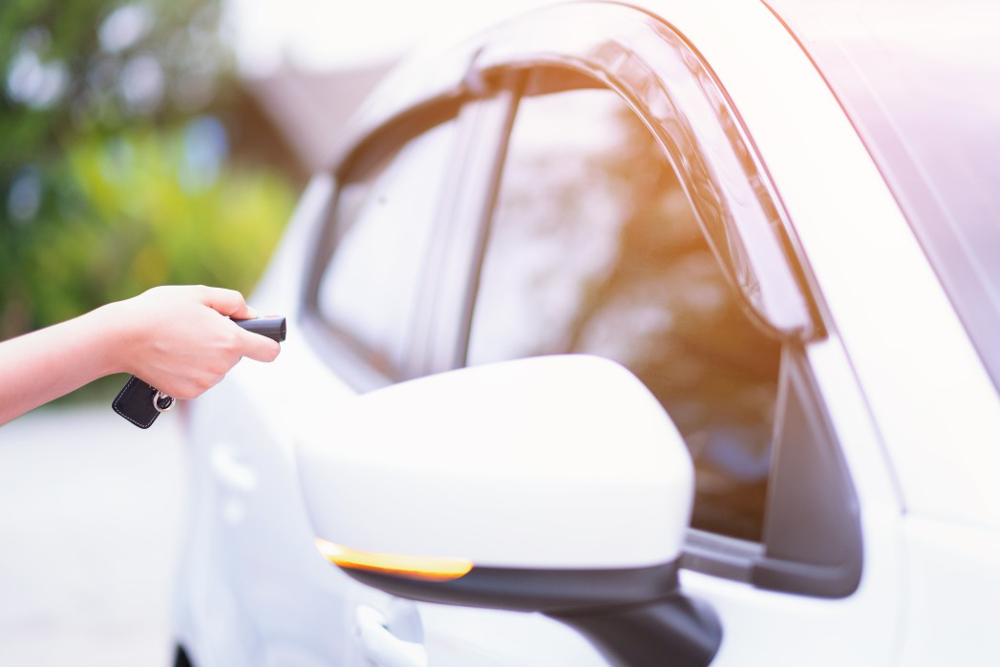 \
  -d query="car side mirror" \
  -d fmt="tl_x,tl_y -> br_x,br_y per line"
297,355 -> 721,666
